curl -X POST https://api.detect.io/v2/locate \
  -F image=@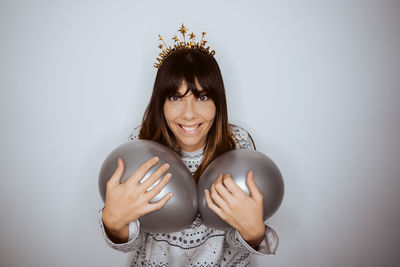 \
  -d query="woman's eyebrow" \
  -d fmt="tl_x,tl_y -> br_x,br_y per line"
169,91 -> 184,96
